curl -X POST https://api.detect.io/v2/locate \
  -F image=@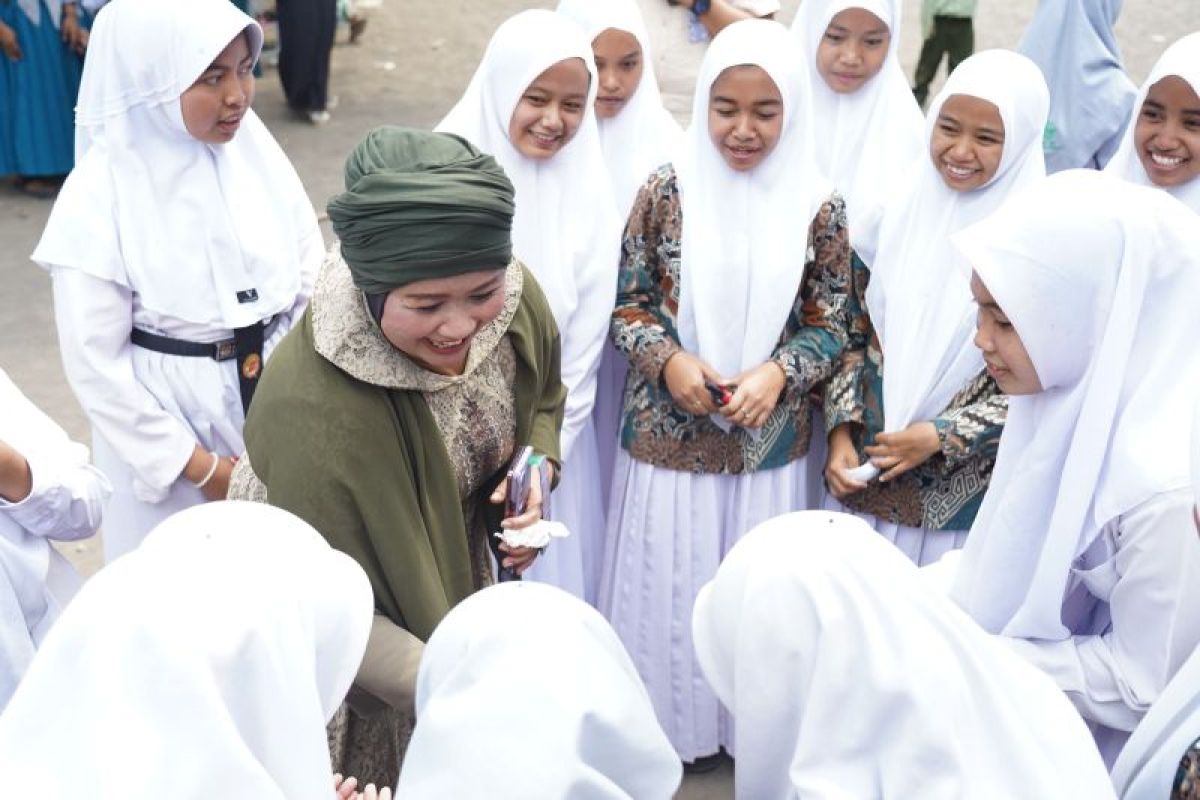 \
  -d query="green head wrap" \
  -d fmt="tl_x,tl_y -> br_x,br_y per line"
327,126 -> 516,294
